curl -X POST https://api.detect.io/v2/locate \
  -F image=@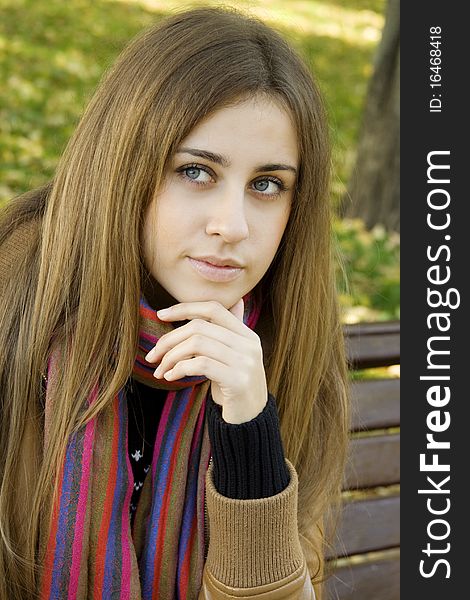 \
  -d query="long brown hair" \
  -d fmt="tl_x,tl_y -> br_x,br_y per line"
0,7 -> 349,598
